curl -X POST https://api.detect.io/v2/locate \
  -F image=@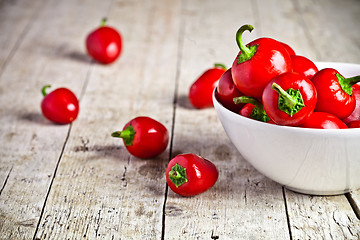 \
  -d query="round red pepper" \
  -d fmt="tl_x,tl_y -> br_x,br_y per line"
300,112 -> 348,129
86,18 -> 122,64
111,116 -> 169,159
290,55 -> 318,80
262,72 -> 317,126
41,85 -> 79,124
189,64 -> 227,109
279,42 -> 295,56
312,68 -> 360,119
231,24 -> 292,99
341,84 -> 360,124
166,153 -> 218,197
347,120 -> 360,128
216,68 -> 244,113
233,96 -> 271,123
